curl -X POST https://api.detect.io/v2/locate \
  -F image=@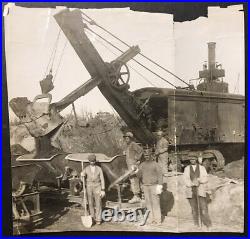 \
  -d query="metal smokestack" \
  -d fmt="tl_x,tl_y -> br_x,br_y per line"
208,42 -> 216,70
198,42 -> 227,92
